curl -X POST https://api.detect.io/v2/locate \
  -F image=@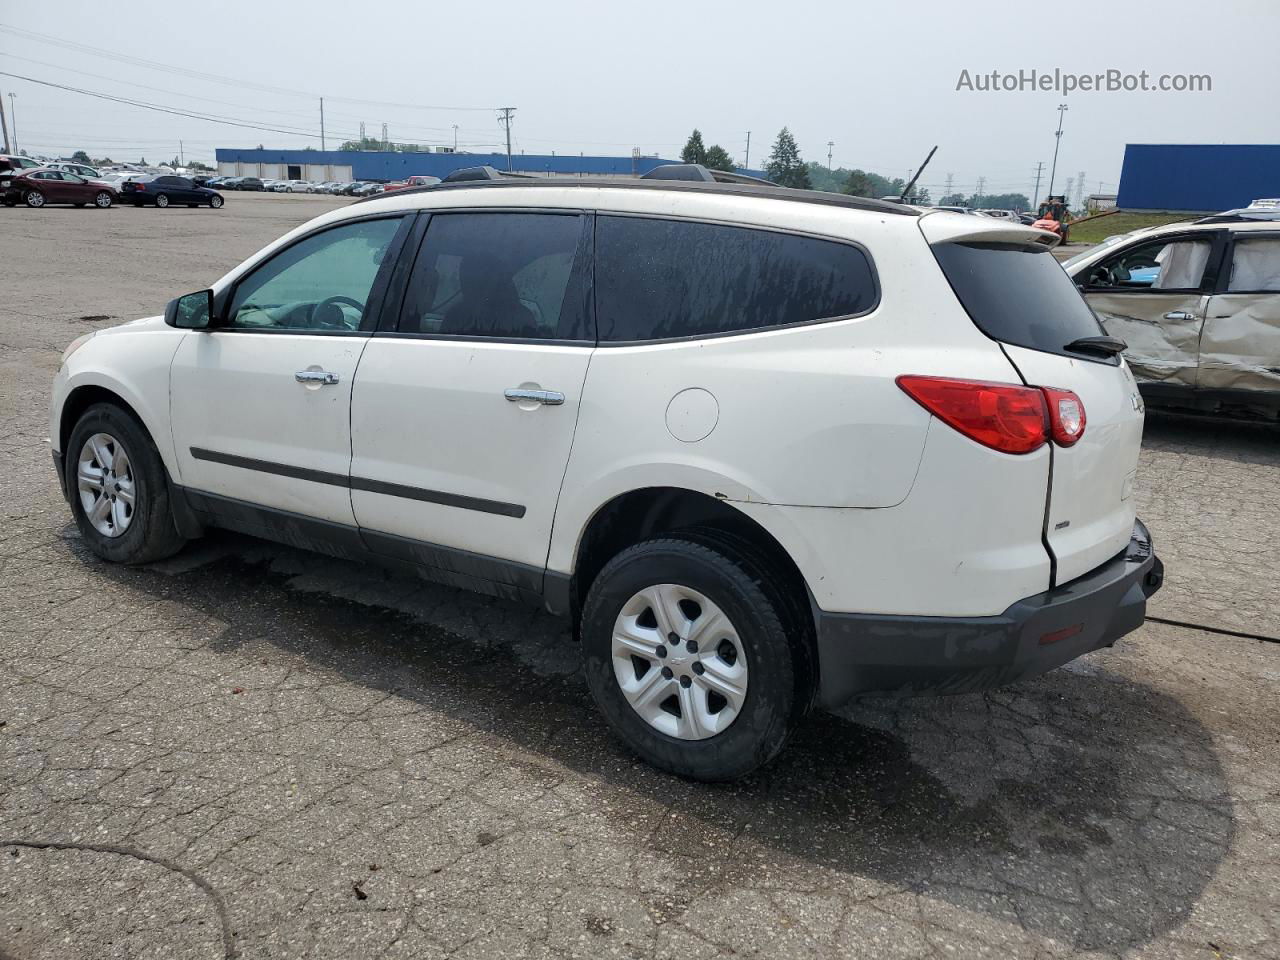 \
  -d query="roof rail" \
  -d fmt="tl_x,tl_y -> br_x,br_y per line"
640,163 -> 716,182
